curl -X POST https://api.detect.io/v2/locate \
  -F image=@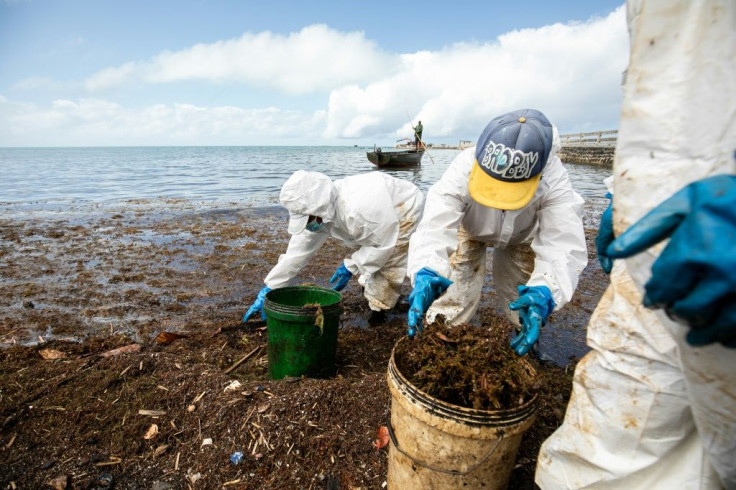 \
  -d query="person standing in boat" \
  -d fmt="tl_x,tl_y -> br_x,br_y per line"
413,120 -> 423,149
404,108 -> 587,358
242,170 -> 425,326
